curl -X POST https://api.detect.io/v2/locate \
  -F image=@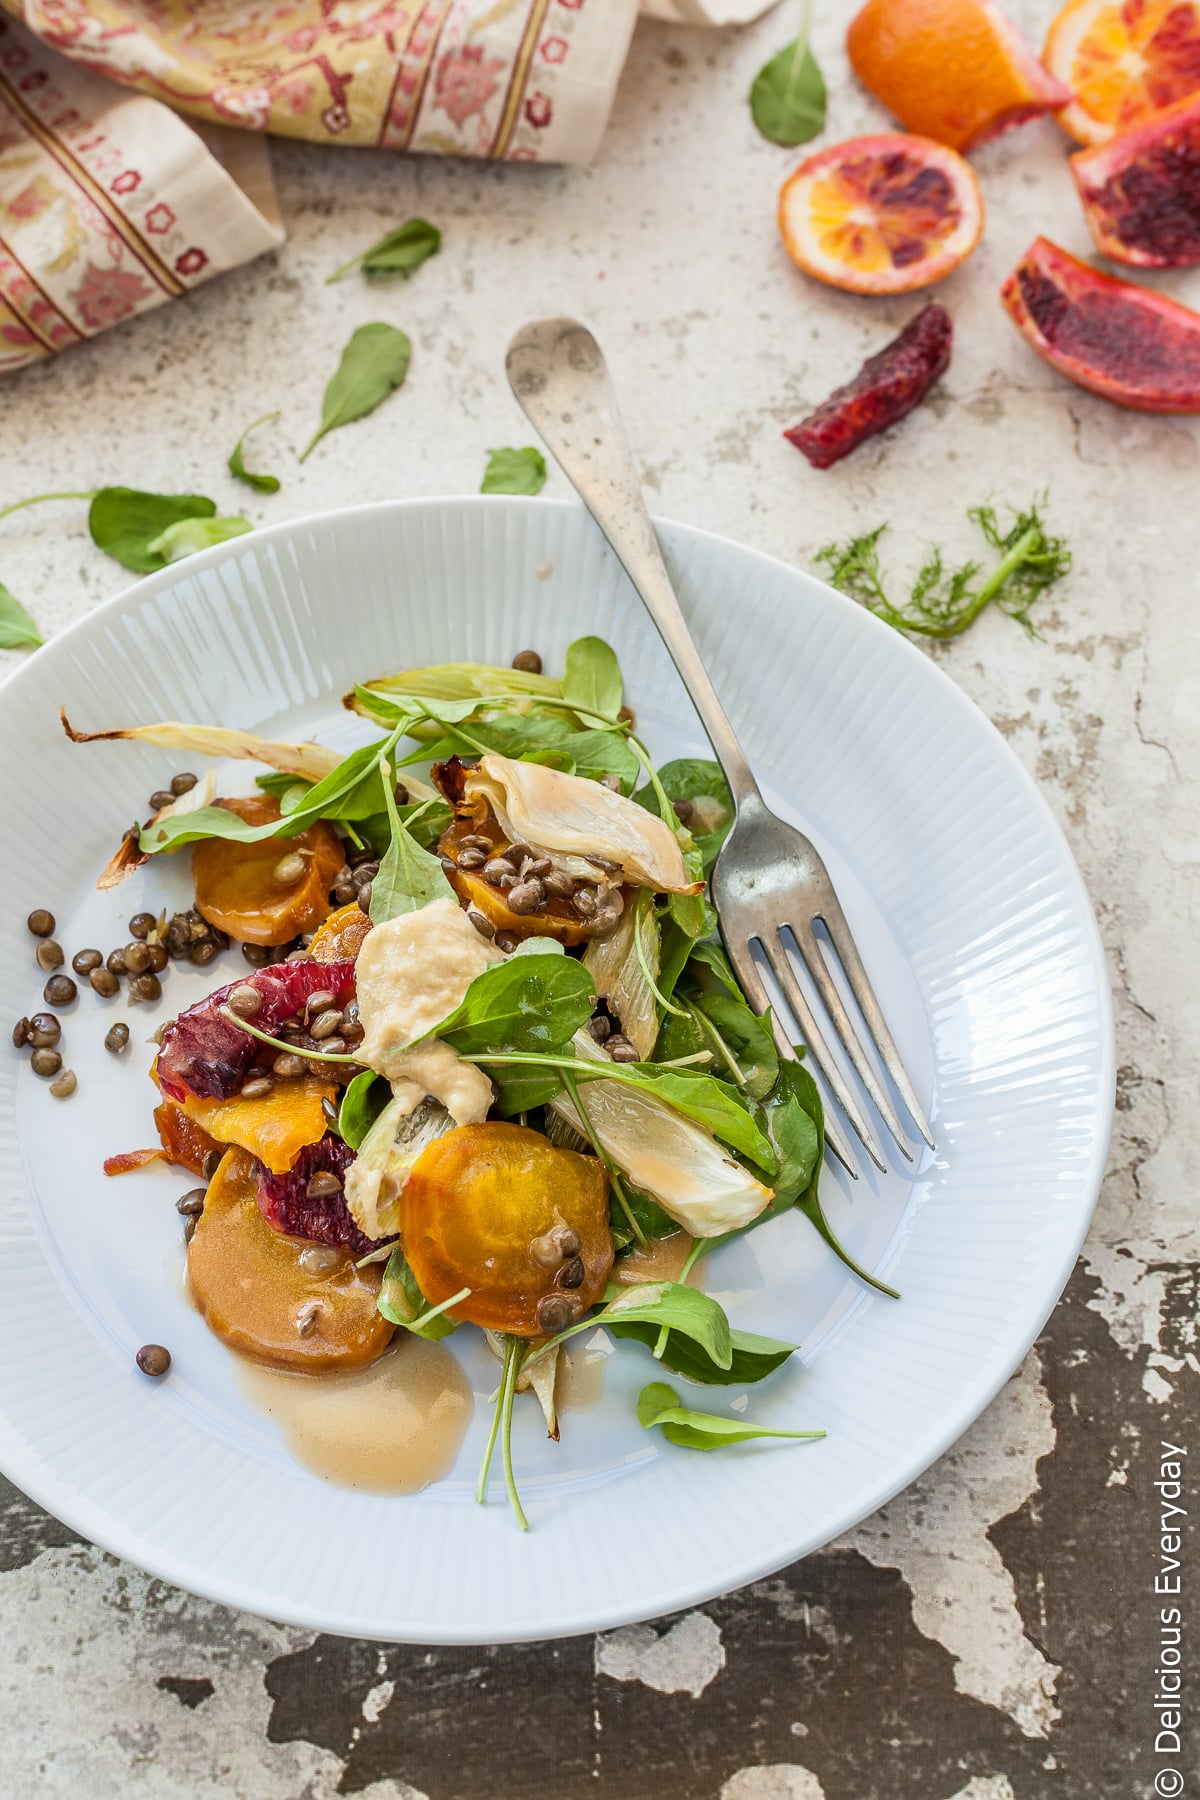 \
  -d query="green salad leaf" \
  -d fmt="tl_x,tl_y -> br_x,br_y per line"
300,324 -> 412,463
378,1247 -> 461,1340
228,413 -> 282,493
370,776 -> 455,923
432,955 -> 596,1059
562,634 -> 623,723
0,581 -> 43,650
89,488 -> 217,573
637,1381 -> 824,1451
610,1317 -> 797,1386
335,1070 -> 390,1148
634,759 -> 733,874
481,447 -> 547,496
